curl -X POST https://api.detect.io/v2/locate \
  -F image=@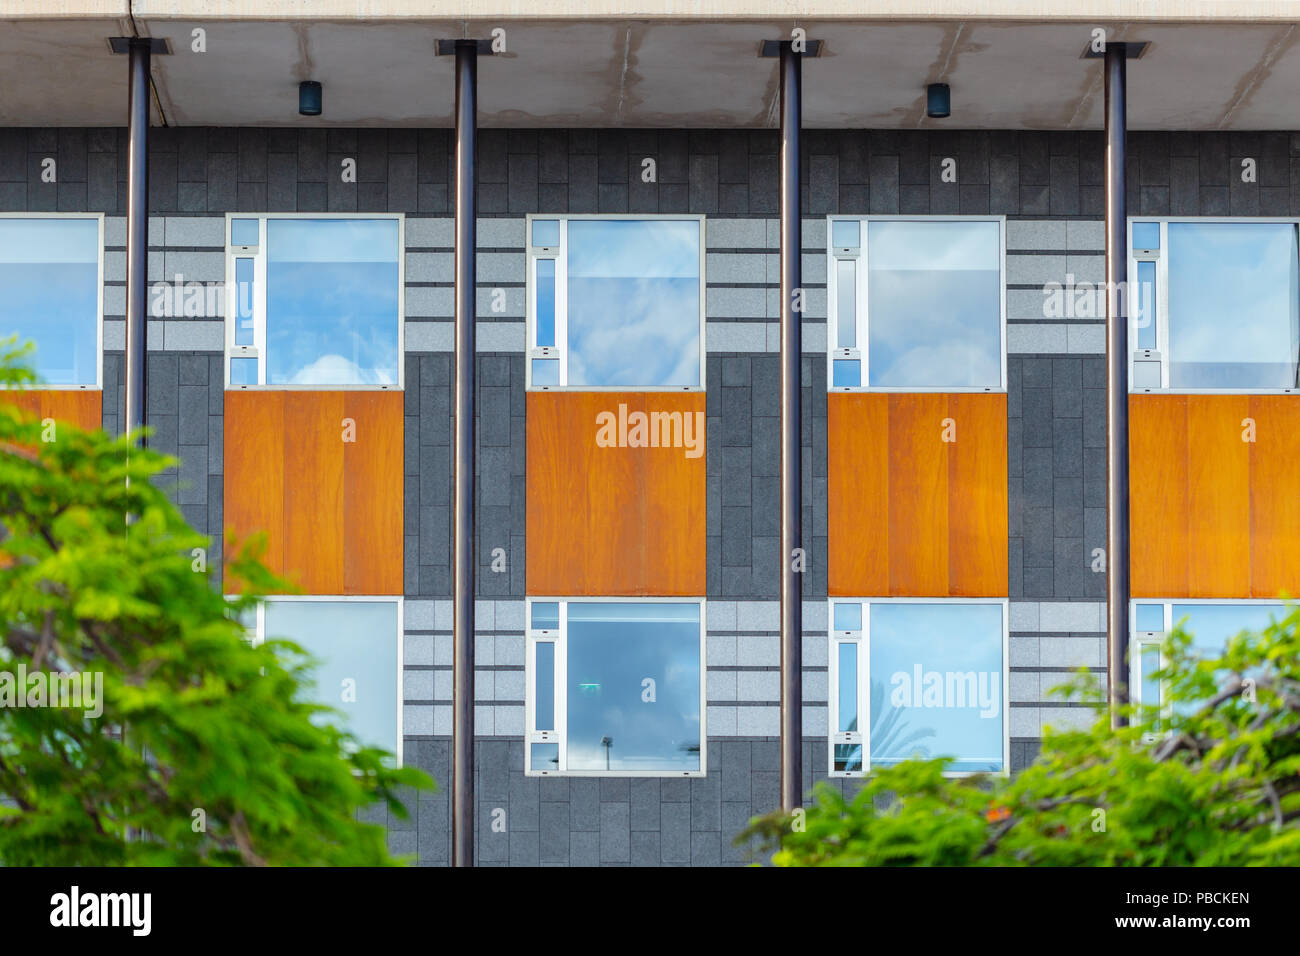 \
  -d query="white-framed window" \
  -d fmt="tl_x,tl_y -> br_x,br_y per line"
826,215 -> 1006,392
525,597 -> 706,776
1128,218 -> 1300,393
0,213 -> 104,388
224,214 -> 404,389
243,595 -> 404,766
1129,599 -> 1287,729
525,214 -> 706,390
827,598 -> 1009,776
